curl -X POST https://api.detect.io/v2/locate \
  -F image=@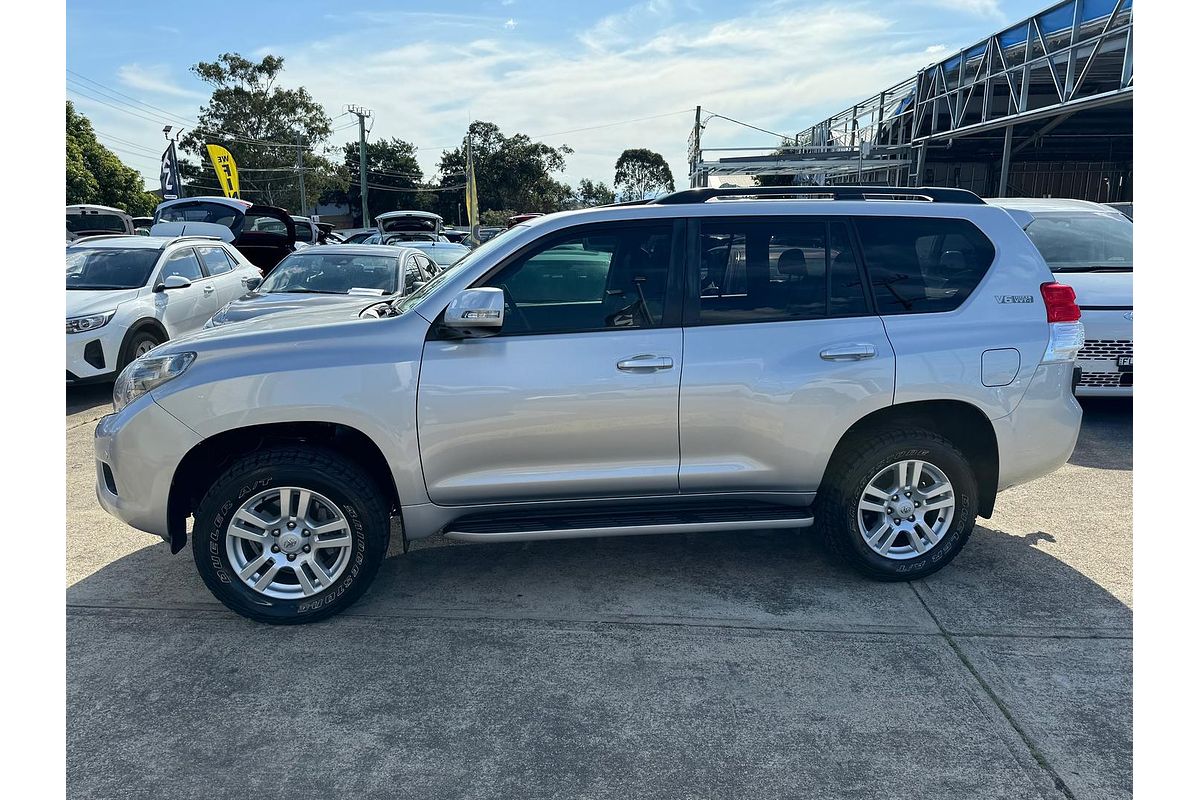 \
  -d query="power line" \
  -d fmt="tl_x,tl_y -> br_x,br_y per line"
66,71 -> 197,126
700,109 -> 791,141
